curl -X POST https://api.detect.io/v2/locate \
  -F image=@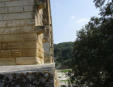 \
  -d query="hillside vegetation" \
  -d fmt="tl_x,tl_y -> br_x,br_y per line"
54,42 -> 74,69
